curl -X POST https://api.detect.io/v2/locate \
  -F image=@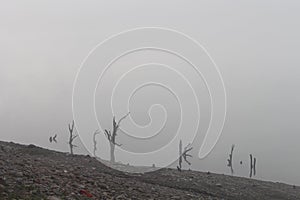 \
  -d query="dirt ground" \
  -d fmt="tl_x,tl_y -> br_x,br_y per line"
0,141 -> 299,200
